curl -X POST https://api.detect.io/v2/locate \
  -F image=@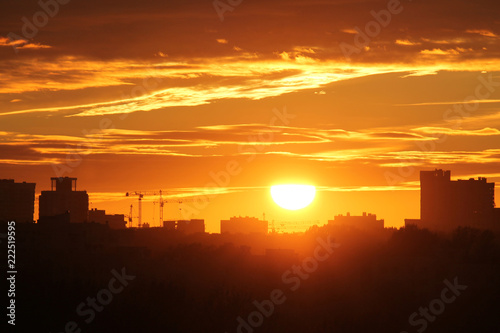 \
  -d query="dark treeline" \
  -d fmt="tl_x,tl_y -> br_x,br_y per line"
9,222 -> 500,333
